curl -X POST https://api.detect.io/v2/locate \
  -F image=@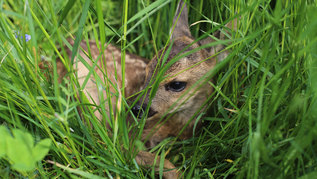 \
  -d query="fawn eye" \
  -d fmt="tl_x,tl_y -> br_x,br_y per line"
165,81 -> 187,92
